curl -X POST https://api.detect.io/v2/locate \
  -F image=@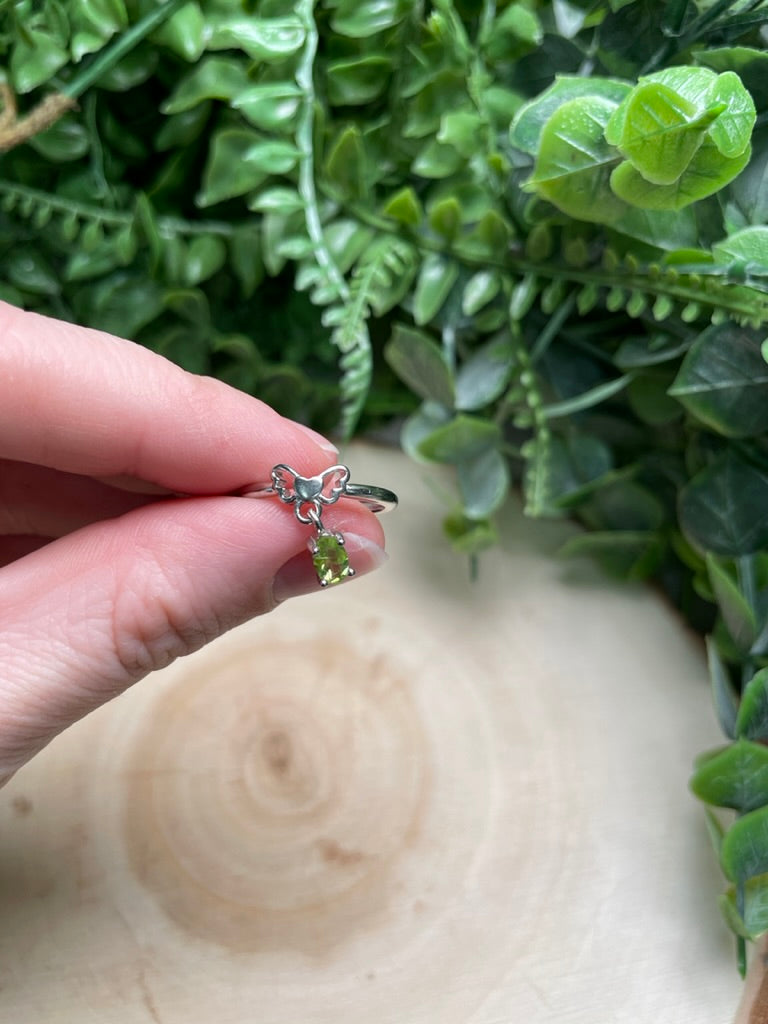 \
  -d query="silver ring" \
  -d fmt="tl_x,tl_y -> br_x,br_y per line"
242,464 -> 398,522
241,464 -> 397,587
